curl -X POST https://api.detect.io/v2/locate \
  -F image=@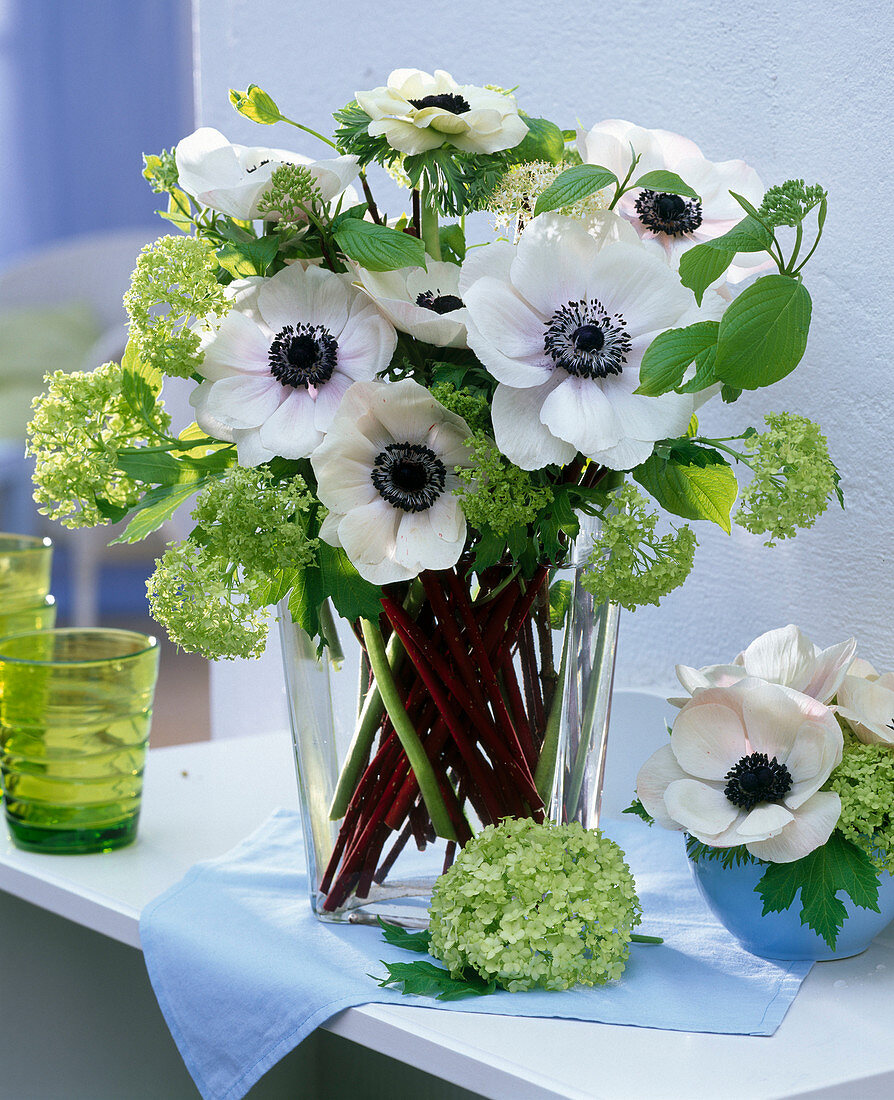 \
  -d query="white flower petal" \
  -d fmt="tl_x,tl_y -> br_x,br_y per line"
671,701 -> 748,780
257,389 -> 324,458
664,778 -> 739,838
491,381 -> 577,470
745,792 -> 841,863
